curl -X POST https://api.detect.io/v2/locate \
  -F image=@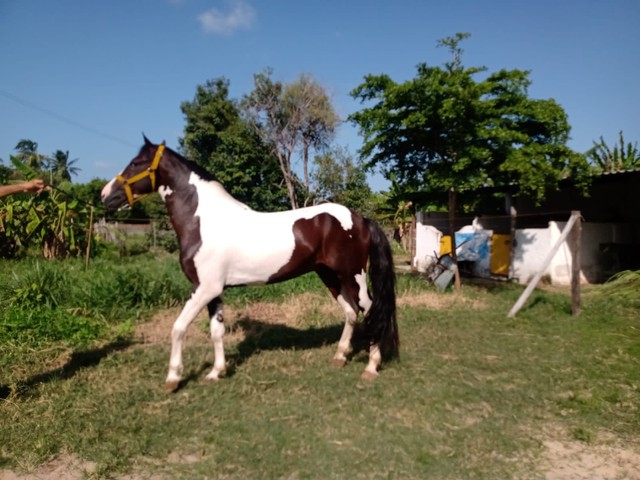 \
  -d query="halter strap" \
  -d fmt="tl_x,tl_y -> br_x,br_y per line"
116,144 -> 165,206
